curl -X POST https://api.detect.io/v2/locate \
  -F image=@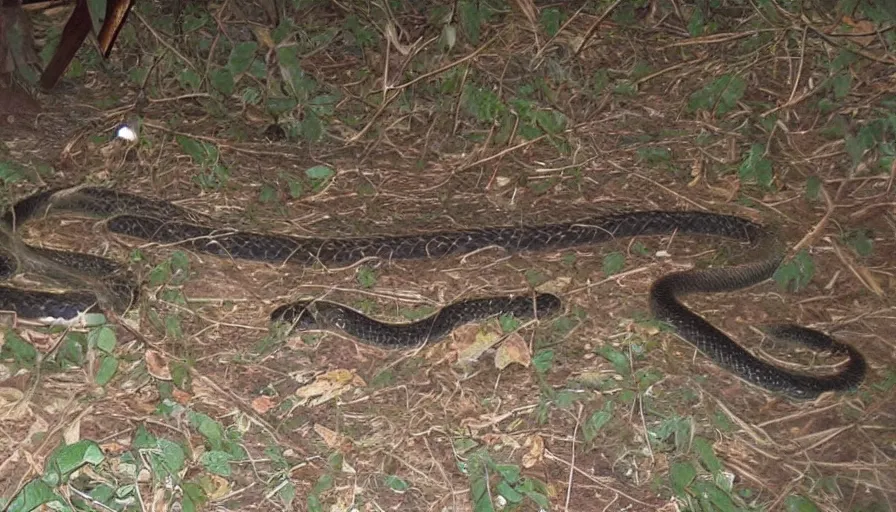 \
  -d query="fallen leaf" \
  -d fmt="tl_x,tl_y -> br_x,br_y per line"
494,333 -> 531,369
145,350 -> 172,381
456,330 -> 501,366
99,441 -> 129,455
295,369 -> 364,407
840,16 -> 876,47
252,26 -> 275,49
203,473 -> 232,500
314,423 -> 346,449
63,415 -> 81,445
151,487 -> 168,512
522,434 -> 544,468
0,387 -> 24,406
537,276 -> 571,294
171,388 -> 192,405
251,396 -> 276,414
